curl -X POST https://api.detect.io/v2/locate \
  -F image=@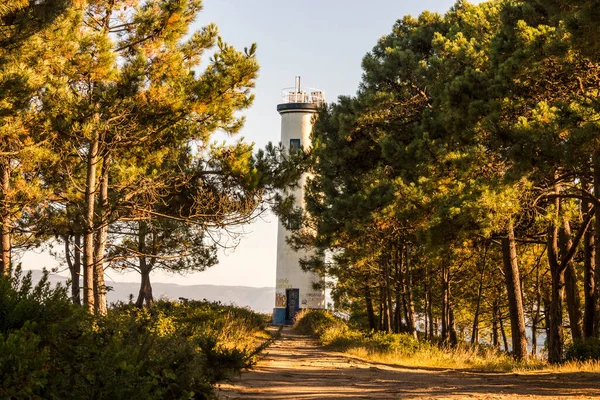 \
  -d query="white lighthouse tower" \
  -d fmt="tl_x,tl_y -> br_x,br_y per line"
273,77 -> 326,325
